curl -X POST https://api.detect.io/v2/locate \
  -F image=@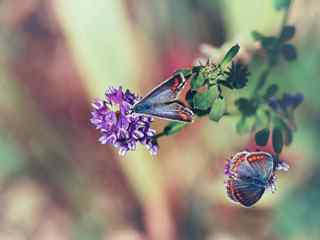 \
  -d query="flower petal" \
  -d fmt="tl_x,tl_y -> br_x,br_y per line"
91,86 -> 157,155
